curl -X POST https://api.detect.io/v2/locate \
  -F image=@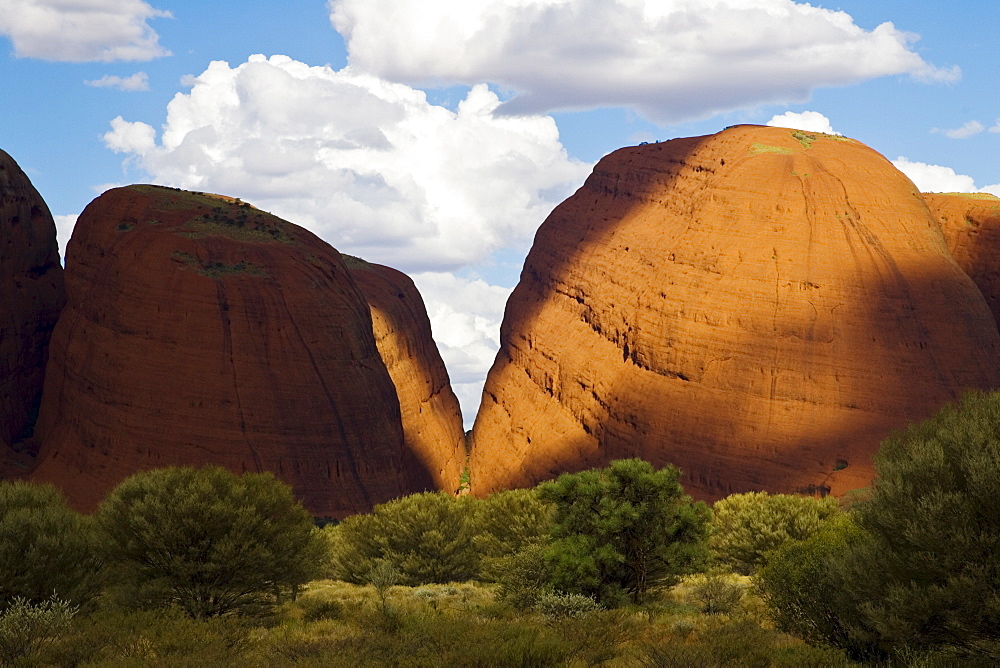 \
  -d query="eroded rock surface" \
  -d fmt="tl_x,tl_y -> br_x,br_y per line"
470,126 -> 1000,501
925,192 -> 1000,327
31,185 -> 415,516
0,149 -> 65,454
347,259 -> 465,492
